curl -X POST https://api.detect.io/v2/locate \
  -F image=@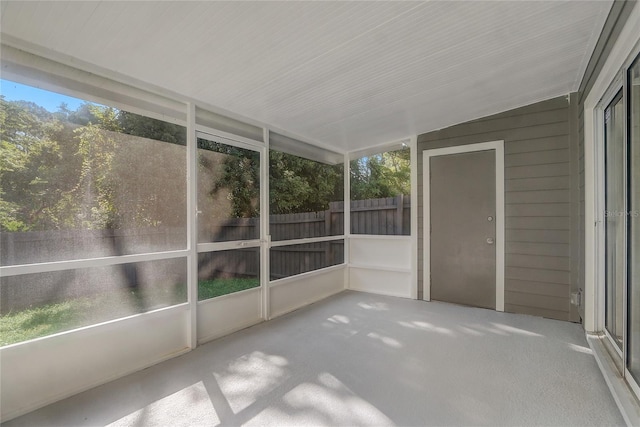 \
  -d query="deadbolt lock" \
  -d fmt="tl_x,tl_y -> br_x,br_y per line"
487,216 -> 494,222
